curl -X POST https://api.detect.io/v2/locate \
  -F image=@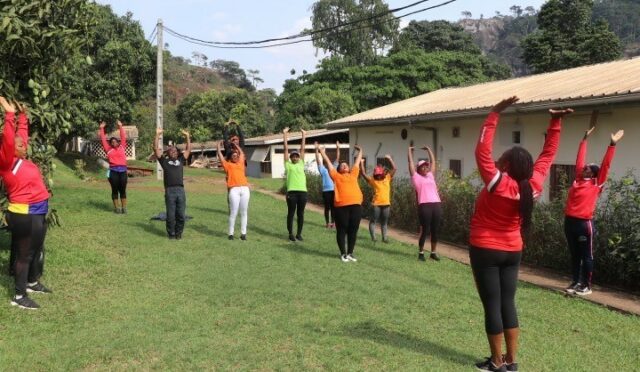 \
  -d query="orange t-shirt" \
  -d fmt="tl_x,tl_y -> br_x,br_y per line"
368,174 -> 392,206
329,167 -> 363,207
222,156 -> 248,188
